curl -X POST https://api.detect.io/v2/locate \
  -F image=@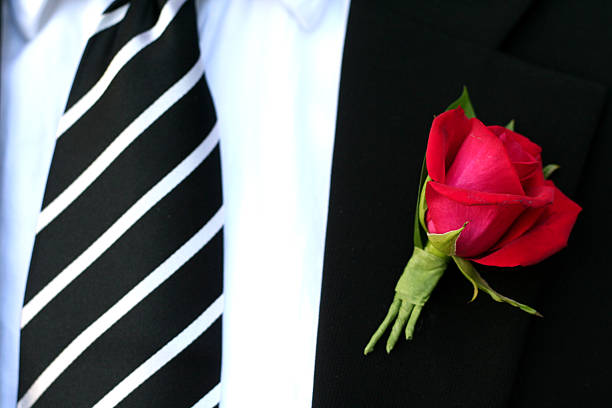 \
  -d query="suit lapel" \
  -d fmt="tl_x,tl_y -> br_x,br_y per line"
312,2 -> 605,406
498,3 -> 612,404
383,0 -> 533,49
